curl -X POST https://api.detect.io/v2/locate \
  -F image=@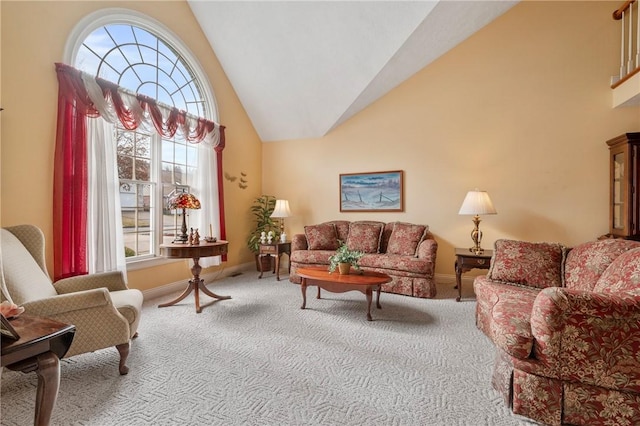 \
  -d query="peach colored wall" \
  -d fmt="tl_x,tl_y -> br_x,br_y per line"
262,1 -> 640,276
0,1 -> 263,290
